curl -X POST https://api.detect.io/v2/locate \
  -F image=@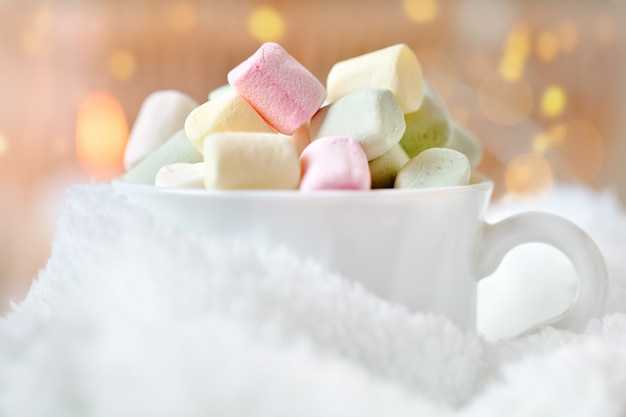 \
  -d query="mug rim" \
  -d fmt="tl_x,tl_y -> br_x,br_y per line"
112,173 -> 493,199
